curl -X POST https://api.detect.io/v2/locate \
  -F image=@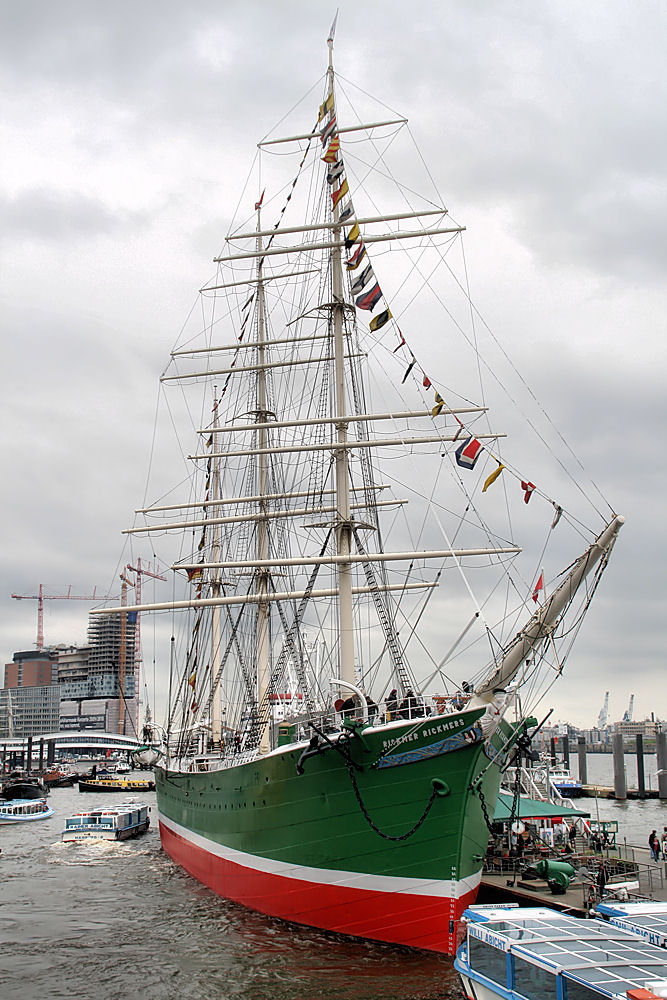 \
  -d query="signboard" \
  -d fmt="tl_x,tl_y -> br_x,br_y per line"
60,714 -> 106,731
